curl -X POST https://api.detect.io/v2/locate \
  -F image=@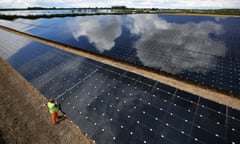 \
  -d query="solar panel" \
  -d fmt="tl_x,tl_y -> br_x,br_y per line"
1,14 -> 240,96
0,29 -> 239,144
